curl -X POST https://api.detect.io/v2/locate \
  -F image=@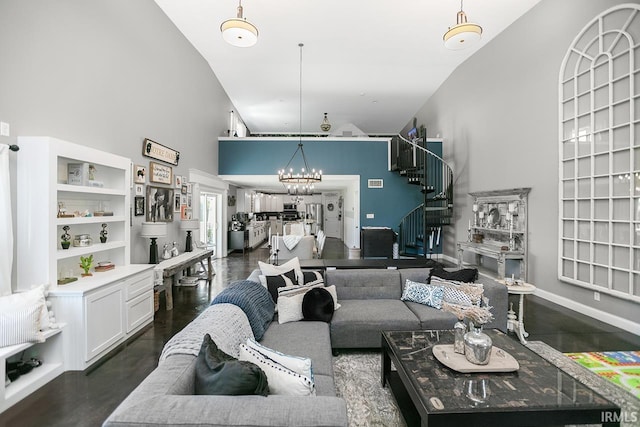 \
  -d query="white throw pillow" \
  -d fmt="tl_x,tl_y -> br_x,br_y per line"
324,285 -> 341,310
258,257 -> 303,285
0,303 -> 45,347
277,283 -> 324,324
246,338 -> 313,379
0,285 -> 51,331
238,343 -> 315,396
